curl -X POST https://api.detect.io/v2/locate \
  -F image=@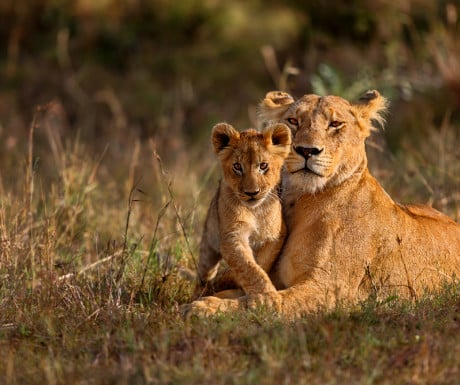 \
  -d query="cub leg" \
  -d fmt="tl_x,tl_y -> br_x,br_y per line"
221,234 -> 277,295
